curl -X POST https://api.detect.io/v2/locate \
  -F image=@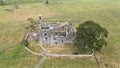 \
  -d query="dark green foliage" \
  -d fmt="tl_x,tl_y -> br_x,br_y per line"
45,0 -> 49,4
22,39 -> 29,47
74,21 -> 108,52
0,0 -> 5,6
